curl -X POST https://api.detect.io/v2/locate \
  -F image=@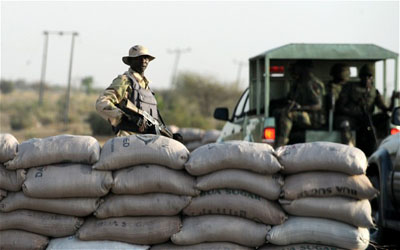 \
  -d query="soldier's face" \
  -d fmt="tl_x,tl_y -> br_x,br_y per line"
340,68 -> 350,82
129,56 -> 150,73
